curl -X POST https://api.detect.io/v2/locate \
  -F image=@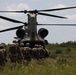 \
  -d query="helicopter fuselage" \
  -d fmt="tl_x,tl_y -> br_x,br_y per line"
20,13 -> 45,48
